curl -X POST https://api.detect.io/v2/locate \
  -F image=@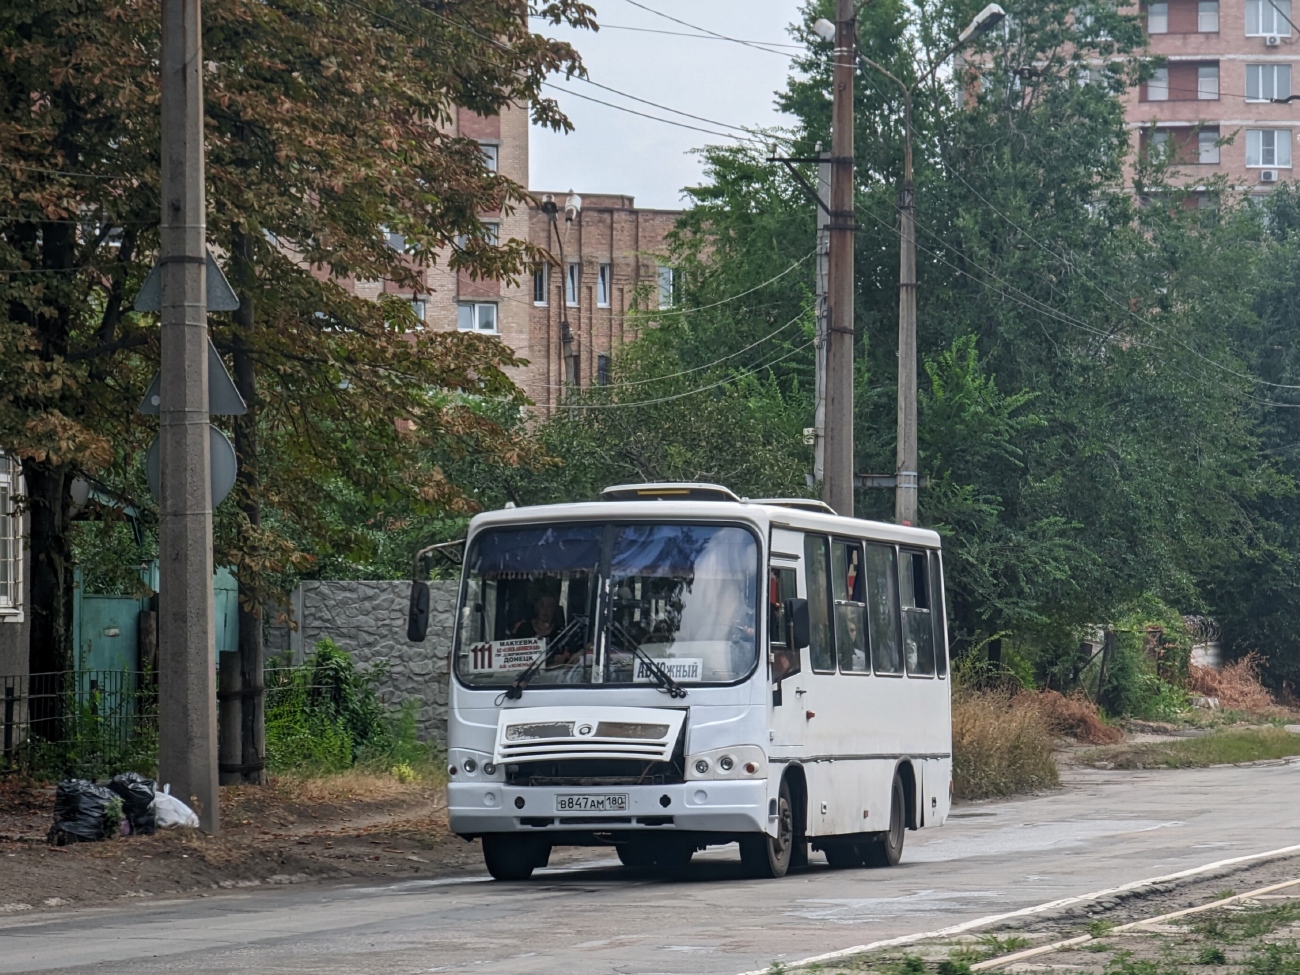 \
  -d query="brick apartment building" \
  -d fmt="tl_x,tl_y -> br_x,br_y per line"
350,102 -> 680,412
1130,0 -> 1300,196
